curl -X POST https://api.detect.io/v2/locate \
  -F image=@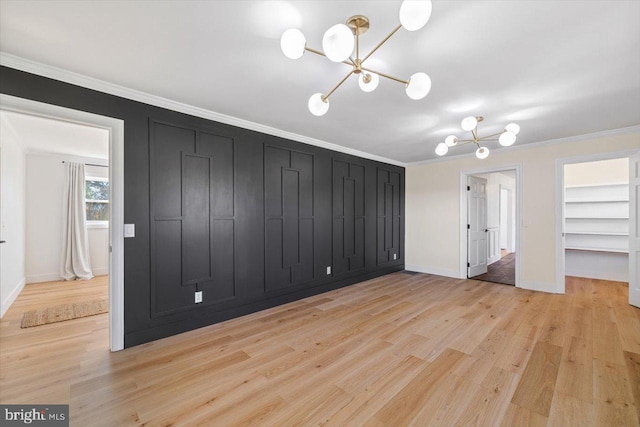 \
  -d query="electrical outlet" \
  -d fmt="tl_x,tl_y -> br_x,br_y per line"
124,224 -> 135,238
195,291 -> 203,304
326,266 -> 331,275
393,253 -> 397,260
